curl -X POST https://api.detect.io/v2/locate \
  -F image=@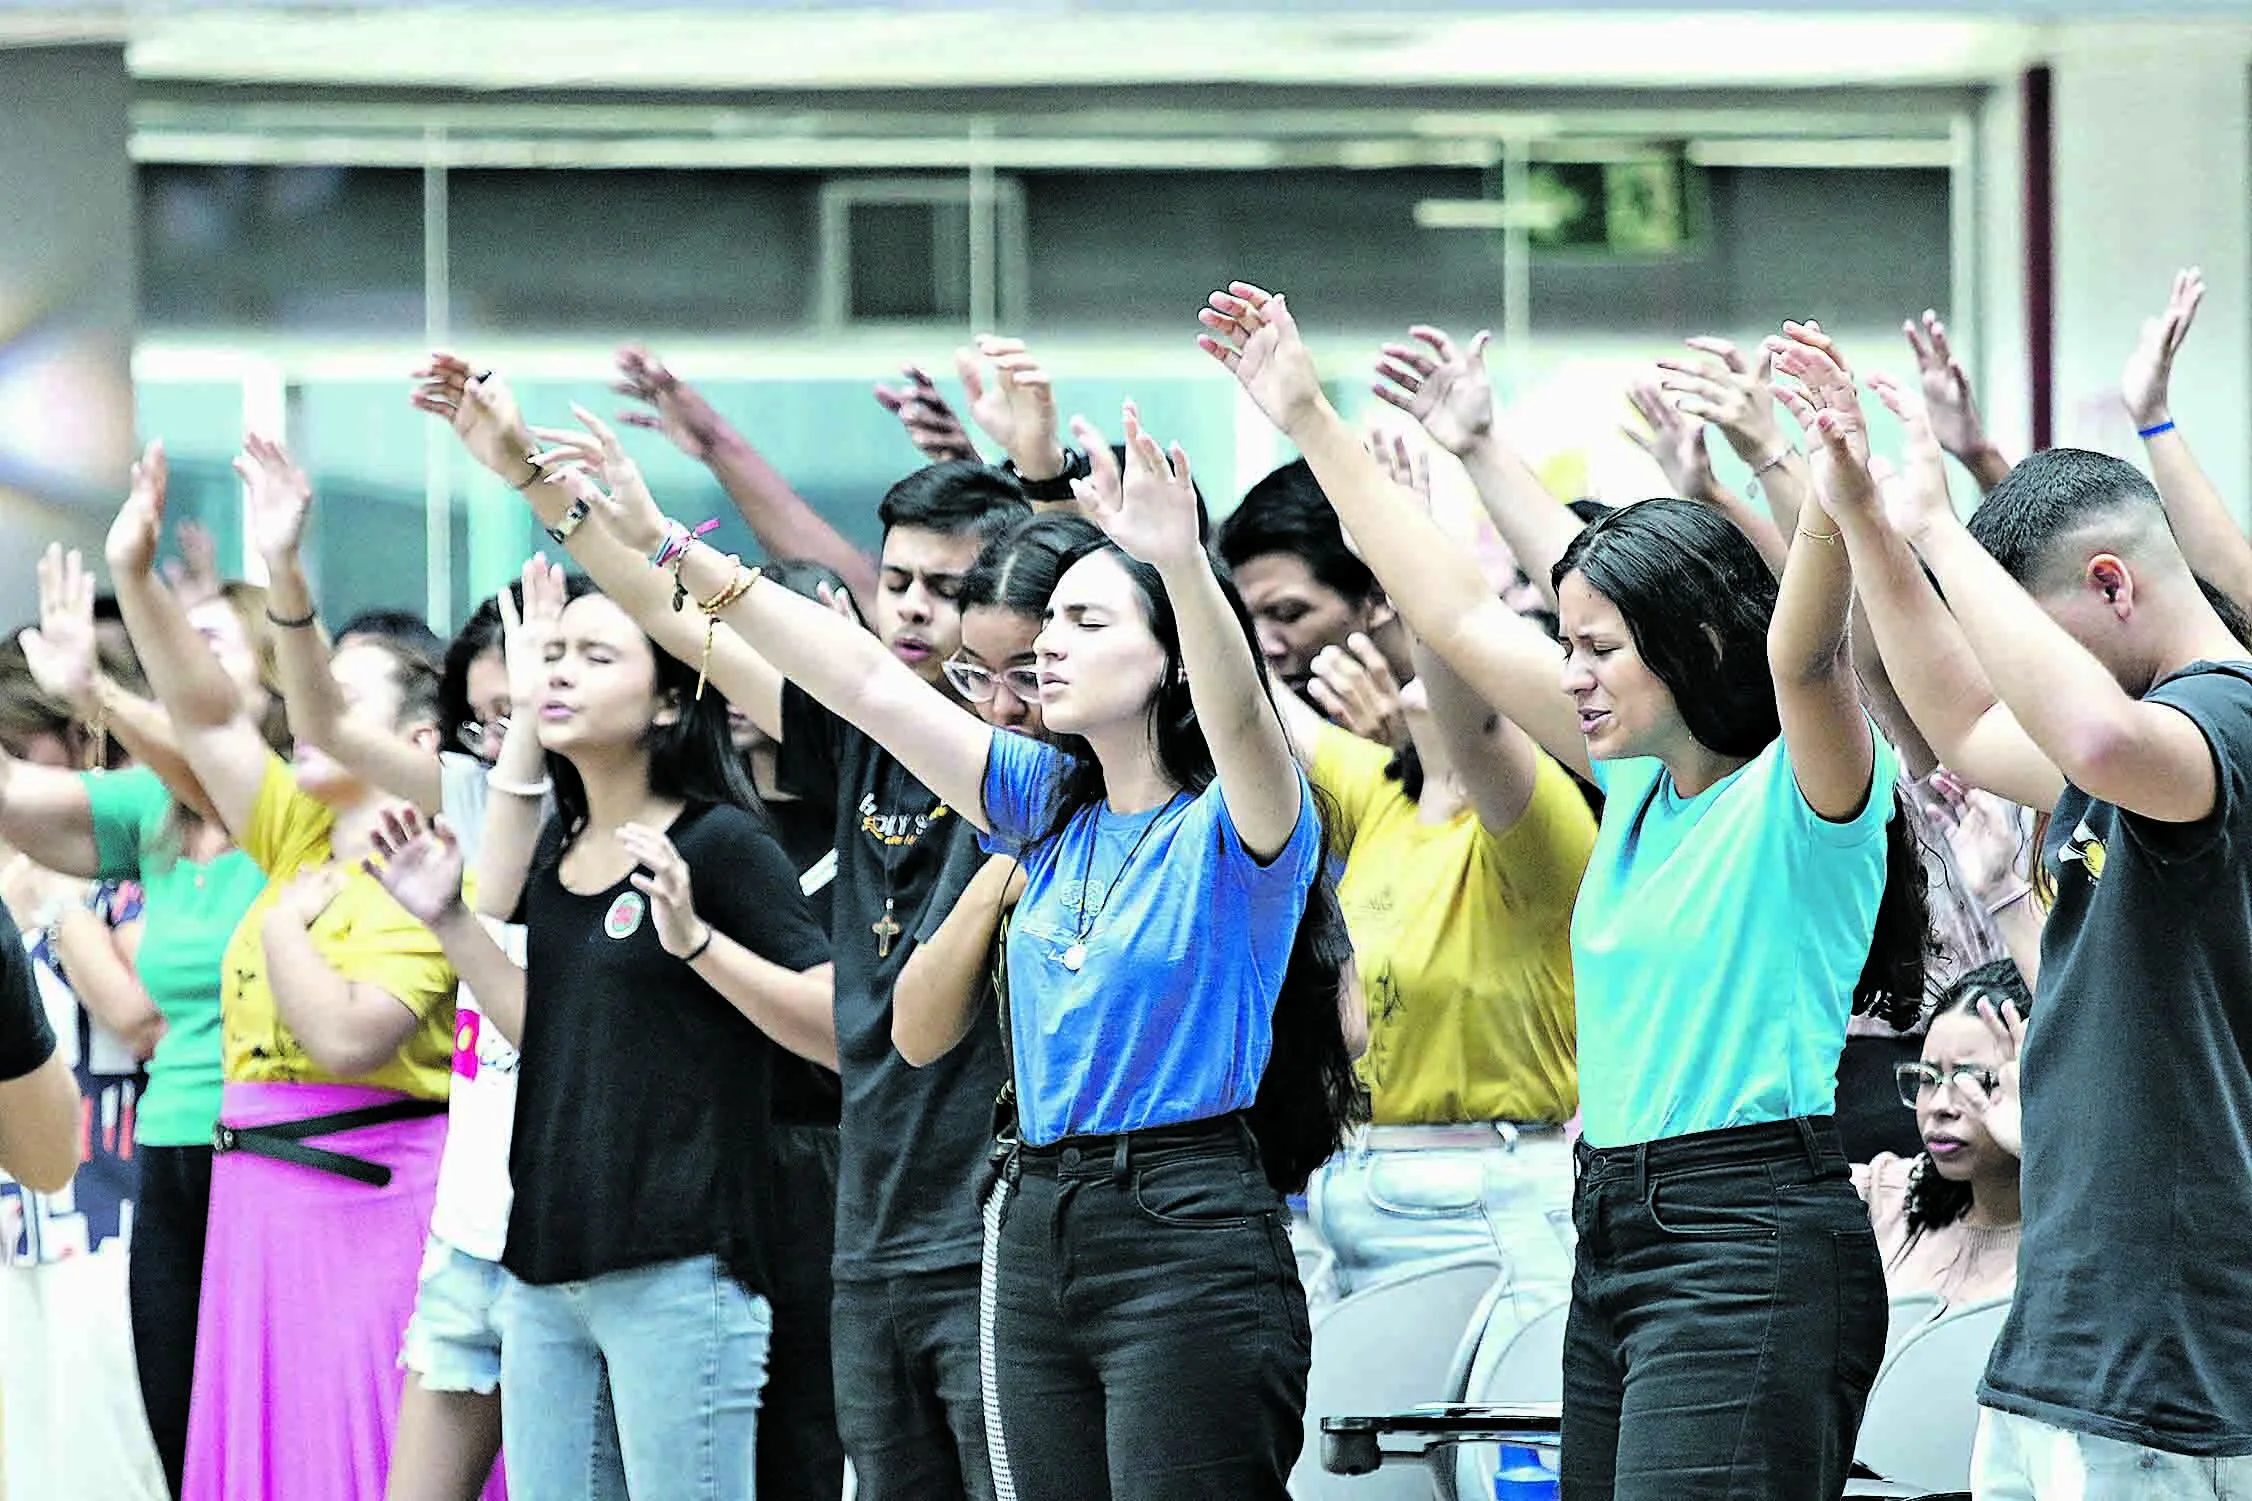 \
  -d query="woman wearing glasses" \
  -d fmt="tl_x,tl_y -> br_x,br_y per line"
1855,959 -> 2029,1311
